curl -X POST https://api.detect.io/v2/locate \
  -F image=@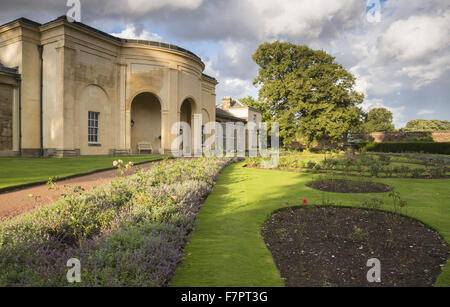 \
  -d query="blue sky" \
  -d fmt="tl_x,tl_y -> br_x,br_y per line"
0,0 -> 448,128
